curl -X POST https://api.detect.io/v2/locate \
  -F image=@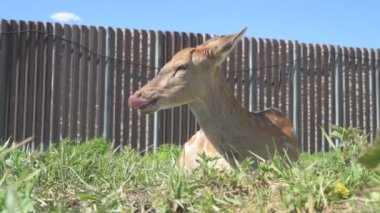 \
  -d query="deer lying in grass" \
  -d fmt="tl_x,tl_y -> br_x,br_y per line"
129,28 -> 299,169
